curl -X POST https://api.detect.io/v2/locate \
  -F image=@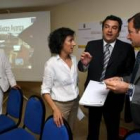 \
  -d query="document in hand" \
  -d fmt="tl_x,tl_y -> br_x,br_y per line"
79,80 -> 109,106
